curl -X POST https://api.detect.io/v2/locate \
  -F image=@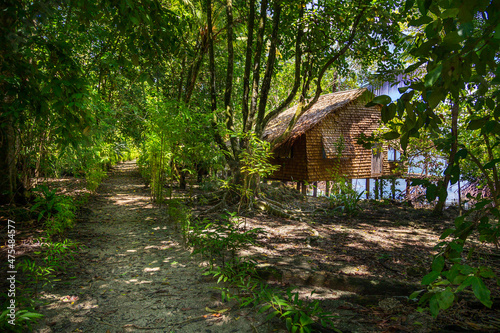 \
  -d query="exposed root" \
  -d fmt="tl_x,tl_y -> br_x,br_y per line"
254,199 -> 290,218
200,191 -> 231,215
197,190 -> 291,219
203,199 -> 227,214
191,189 -> 225,205
259,196 -> 286,209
